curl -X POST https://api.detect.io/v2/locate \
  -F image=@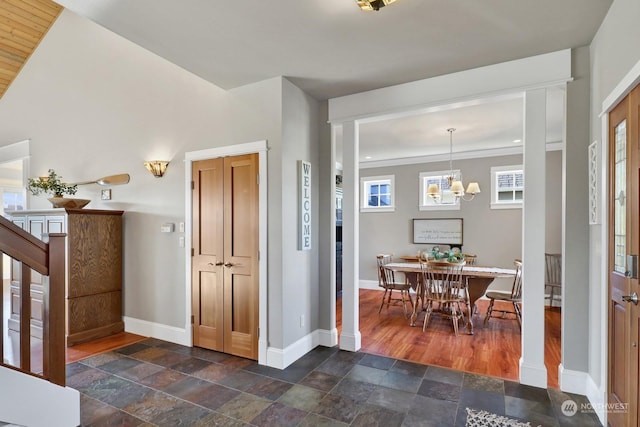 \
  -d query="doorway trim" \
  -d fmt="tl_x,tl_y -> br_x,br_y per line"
185,140 -> 268,365
598,58 -> 640,425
